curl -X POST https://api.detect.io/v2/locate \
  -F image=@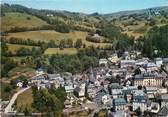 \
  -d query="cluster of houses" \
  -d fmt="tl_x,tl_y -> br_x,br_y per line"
27,51 -> 168,117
